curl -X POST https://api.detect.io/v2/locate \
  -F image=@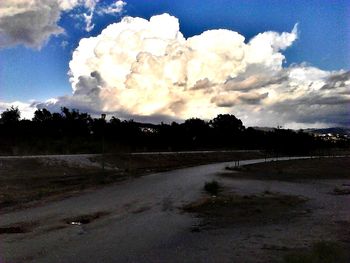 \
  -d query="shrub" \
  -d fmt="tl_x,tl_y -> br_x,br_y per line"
204,180 -> 220,196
